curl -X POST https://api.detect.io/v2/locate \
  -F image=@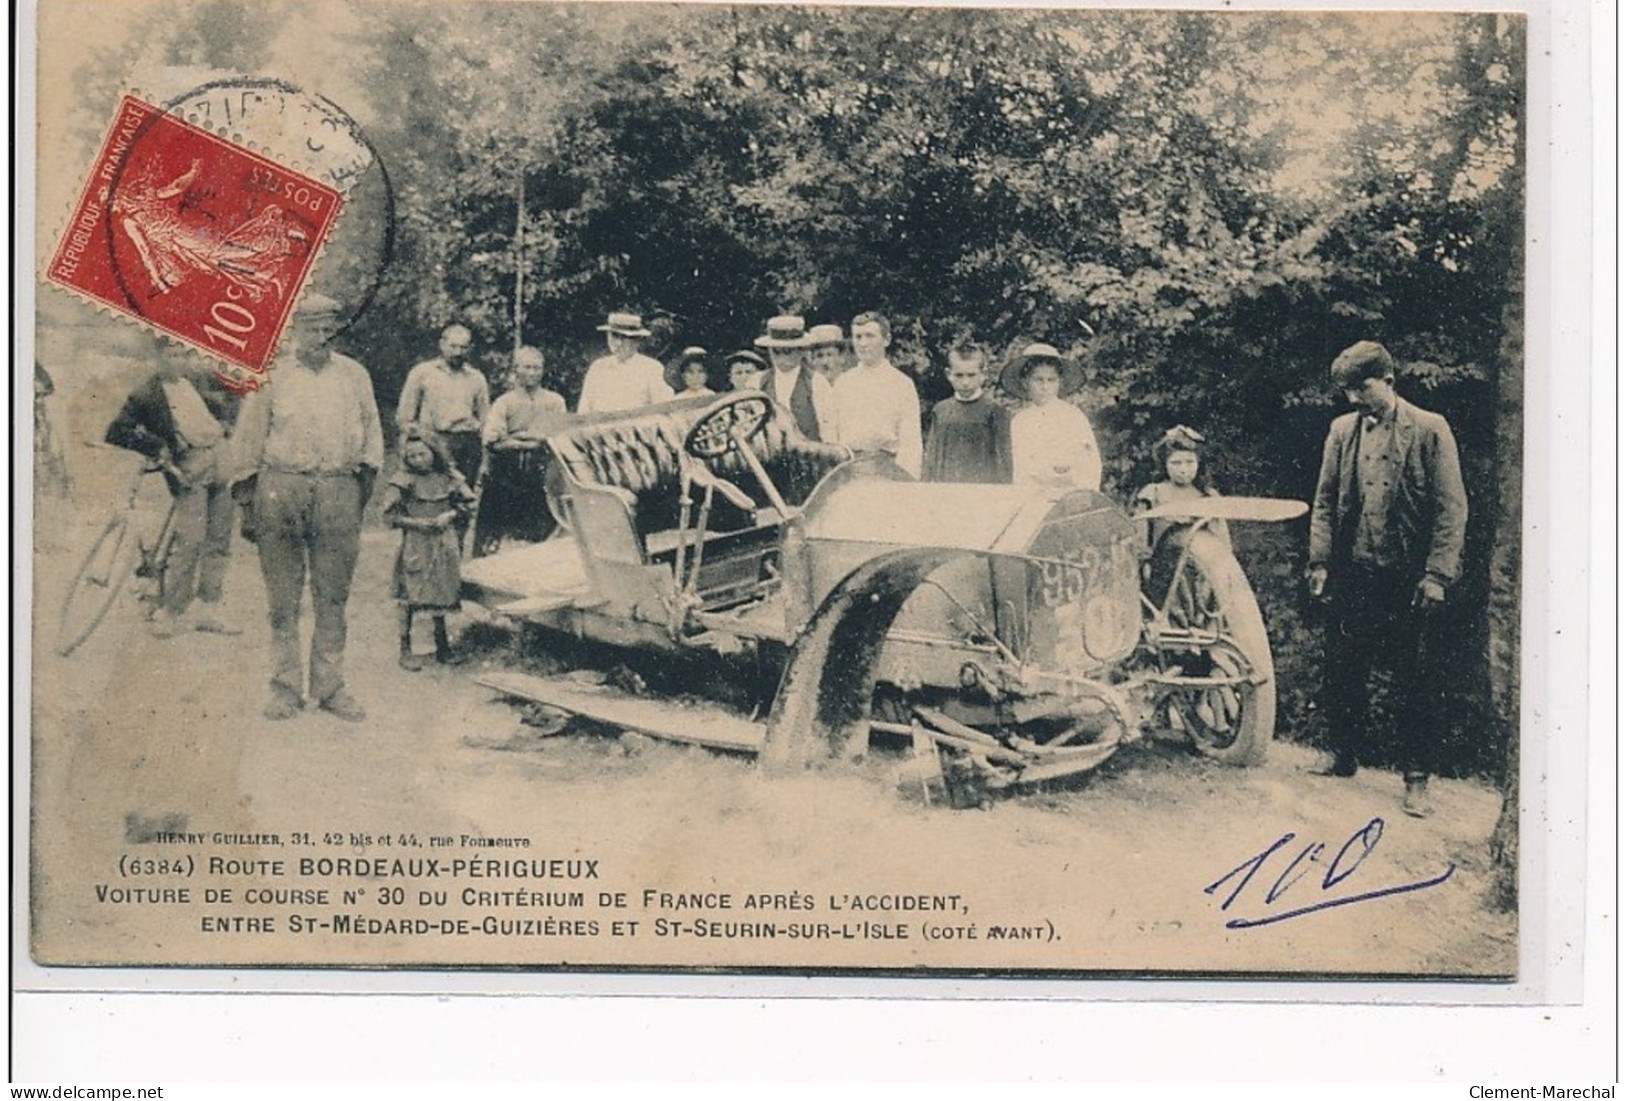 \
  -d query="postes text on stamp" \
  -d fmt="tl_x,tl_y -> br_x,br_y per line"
48,95 -> 343,386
